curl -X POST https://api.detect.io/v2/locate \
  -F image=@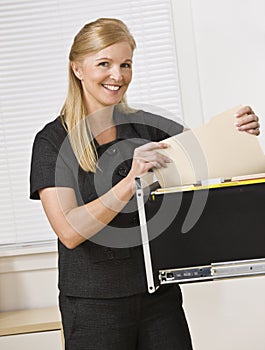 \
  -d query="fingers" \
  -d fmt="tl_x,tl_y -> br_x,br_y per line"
134,142 -> 172,169
241,127 -> 260,136
234,105 -> 254,118
136,141 -> 168,152
235,114 -> 259,129
234,105 -> 260,136
129,142 -> 172,179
